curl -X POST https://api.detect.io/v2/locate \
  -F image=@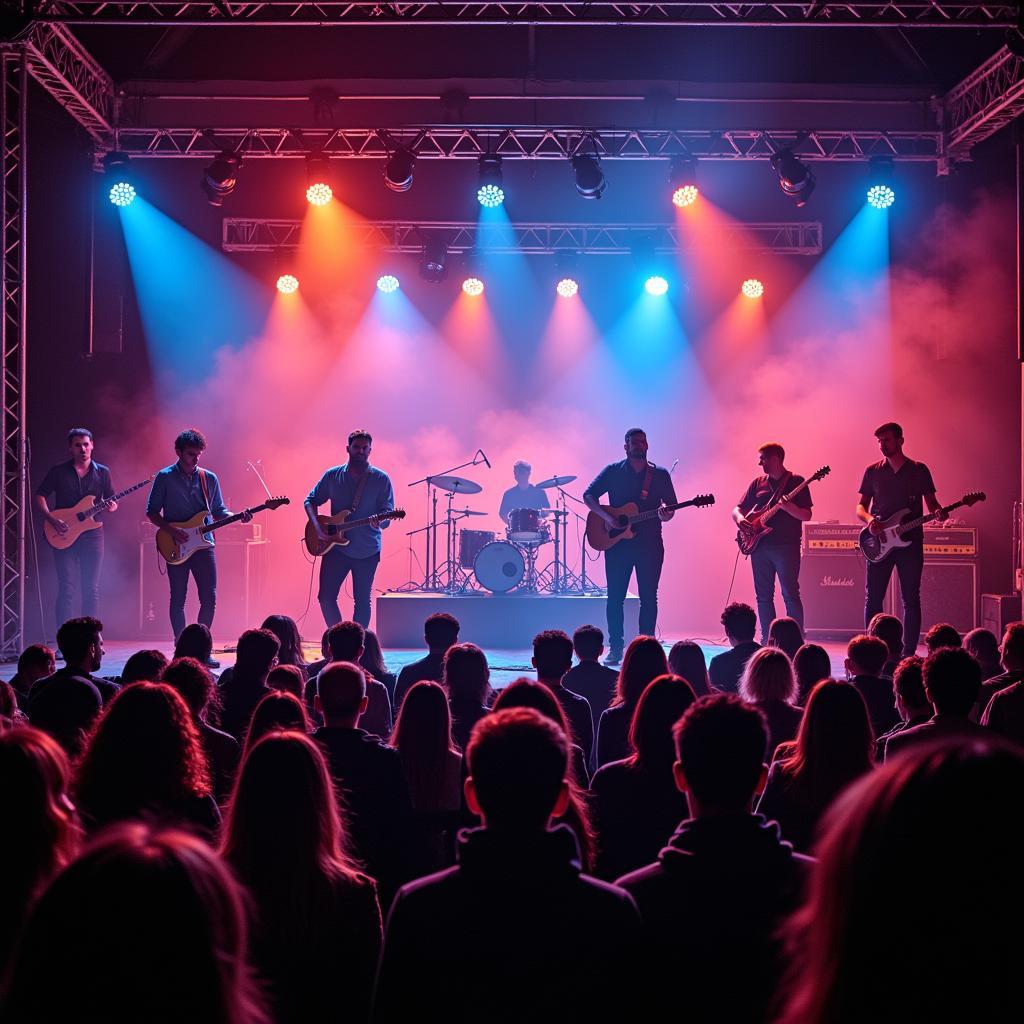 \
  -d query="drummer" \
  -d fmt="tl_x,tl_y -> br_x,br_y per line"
499,460 -> 550,524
